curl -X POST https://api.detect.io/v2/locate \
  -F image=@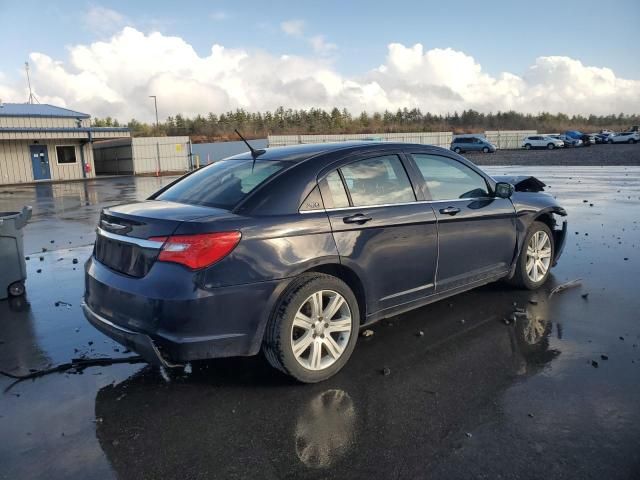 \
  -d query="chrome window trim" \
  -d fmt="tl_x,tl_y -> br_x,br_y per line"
299,197 -> 492,213
96,227 -> 165,249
